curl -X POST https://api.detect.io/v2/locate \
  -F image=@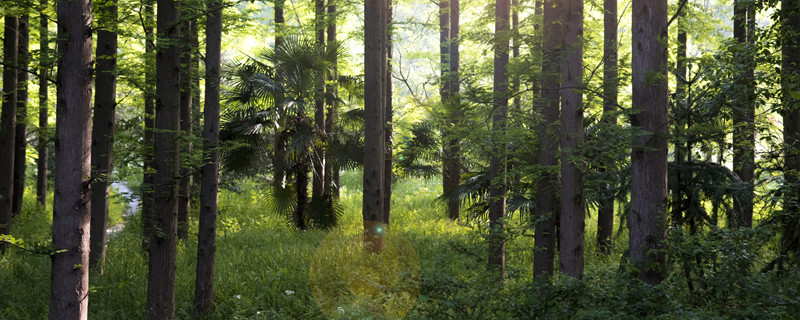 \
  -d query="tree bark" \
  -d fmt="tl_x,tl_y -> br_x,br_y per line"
178,18 -> 193,240
49,0 -> 92,317
313,0 -> 326,201
783,0 -> 800,244
194,0 -> 222,313
443,0 -> 461,221
533,0 -> 560,278
146,0 -> 181,317
90,0 -> 118,273
384,0 -> 393,226
37,0 -> 49,209
142,0 -> 156,249
559,0 -> 584,279
597,0 -> 617,255
13,14 -> 30,217
325,0 -> 339,199
629,0 -> 668,285
732,0 -> 755,228
363,0 -> 387,253
0,16 -> 19,253
488,0 -> 509,277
